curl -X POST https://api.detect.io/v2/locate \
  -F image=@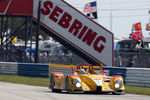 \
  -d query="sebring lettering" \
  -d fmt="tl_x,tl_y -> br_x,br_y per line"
41,1 -> 106,54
